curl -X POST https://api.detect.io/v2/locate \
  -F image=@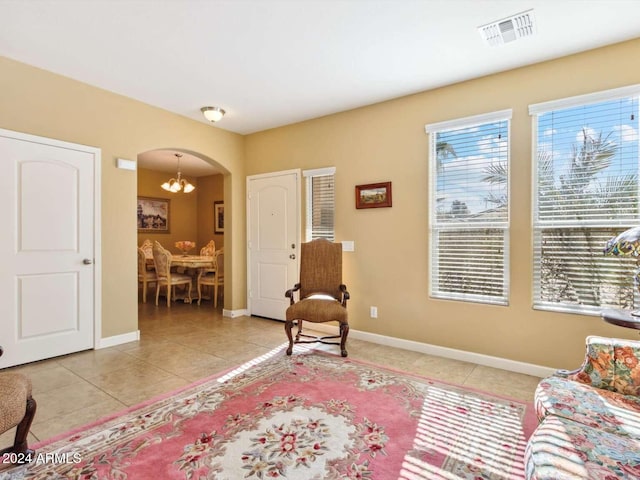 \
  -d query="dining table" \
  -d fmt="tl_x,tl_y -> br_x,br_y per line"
169,255 -> 215,303
170,255 -> 215,269
145,254 -> 215,269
